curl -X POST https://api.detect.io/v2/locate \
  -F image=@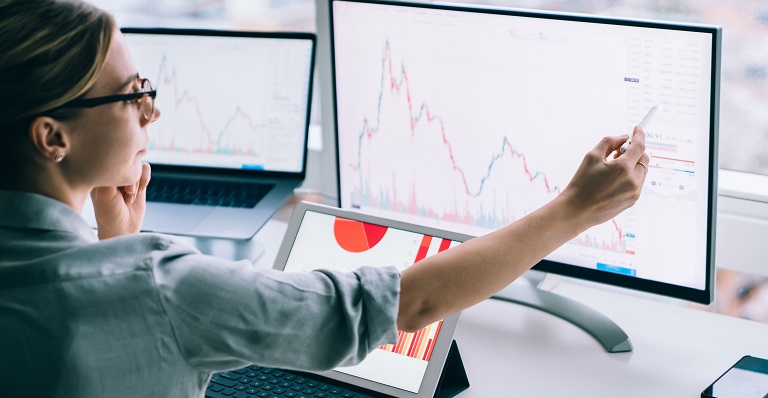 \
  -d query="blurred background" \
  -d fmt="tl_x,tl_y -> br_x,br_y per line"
96,0 -> 768,176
